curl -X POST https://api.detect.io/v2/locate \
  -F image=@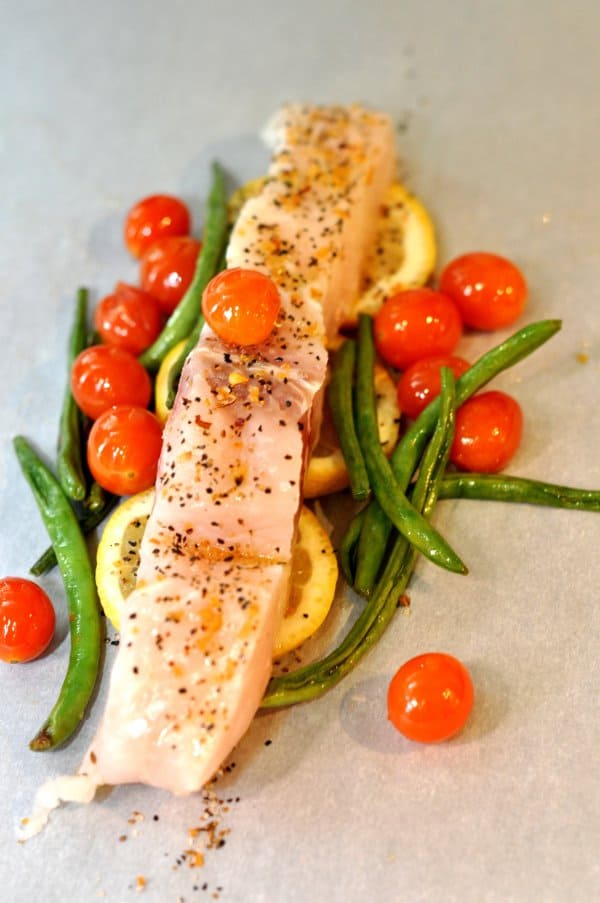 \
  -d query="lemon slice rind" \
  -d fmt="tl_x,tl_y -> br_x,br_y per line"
95,488 -> 155,632
154,339 -> 188,425
273,506 -> 338,657
347,183 -> 437,323
96,492 -> 338,657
